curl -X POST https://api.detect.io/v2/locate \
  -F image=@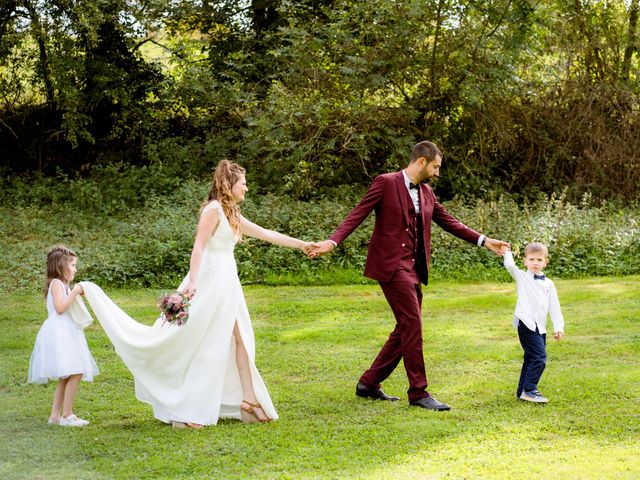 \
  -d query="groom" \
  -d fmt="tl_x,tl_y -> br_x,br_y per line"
311,141 -> 509,410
